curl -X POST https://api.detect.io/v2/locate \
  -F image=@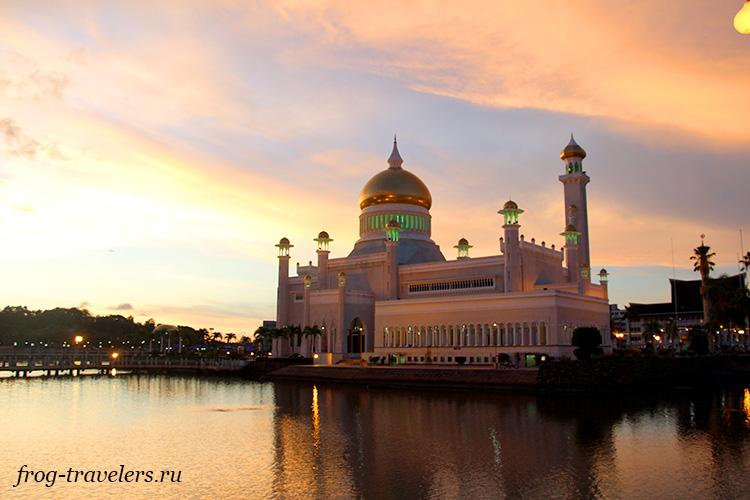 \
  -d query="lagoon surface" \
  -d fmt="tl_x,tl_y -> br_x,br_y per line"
2,375 -> 750,499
